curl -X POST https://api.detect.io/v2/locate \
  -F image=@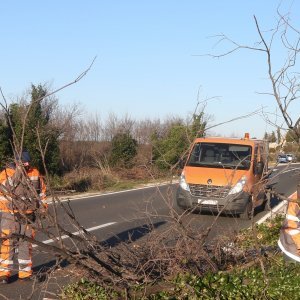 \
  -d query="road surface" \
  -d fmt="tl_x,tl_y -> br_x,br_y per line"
0,163 -> 299,299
